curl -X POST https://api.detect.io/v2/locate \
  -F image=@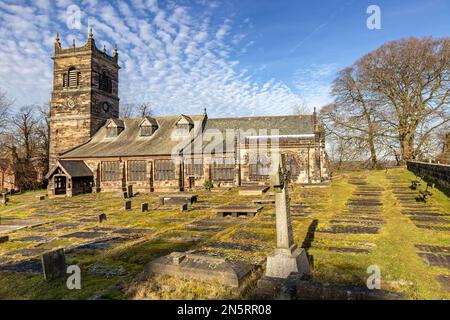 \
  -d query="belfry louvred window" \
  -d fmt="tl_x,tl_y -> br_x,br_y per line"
68,67 -> 79,87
